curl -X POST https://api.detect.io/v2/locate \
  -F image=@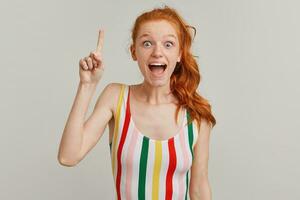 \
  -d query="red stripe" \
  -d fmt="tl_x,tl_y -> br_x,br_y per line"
116,89 -> 131,200
165,138 -> 177,200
